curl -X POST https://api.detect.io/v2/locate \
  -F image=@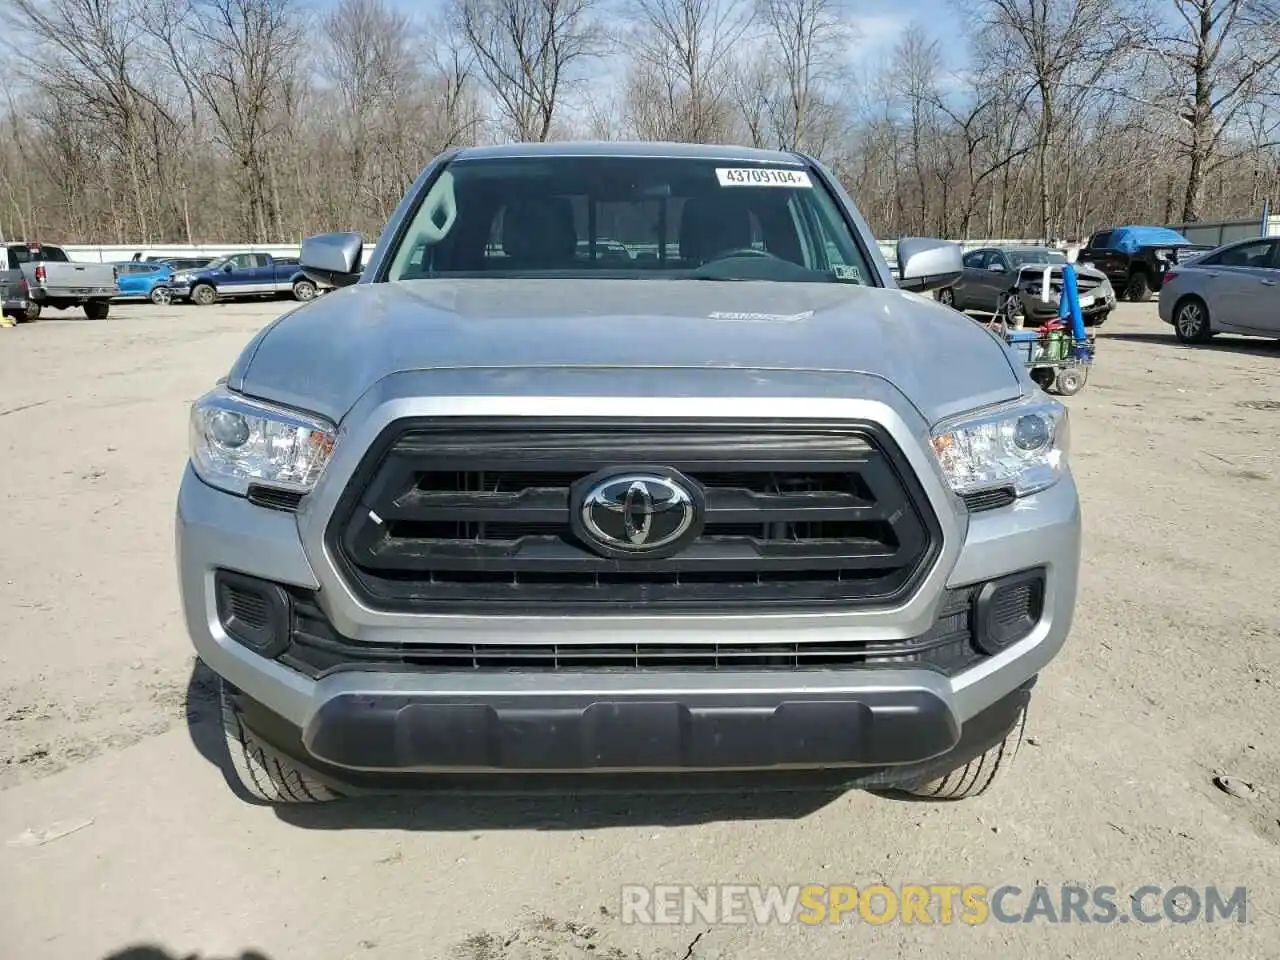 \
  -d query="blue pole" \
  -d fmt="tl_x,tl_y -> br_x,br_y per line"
1057,263 -> 1088,355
